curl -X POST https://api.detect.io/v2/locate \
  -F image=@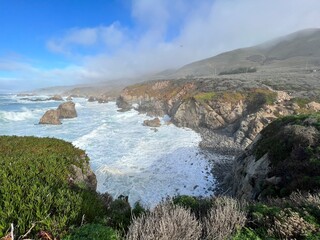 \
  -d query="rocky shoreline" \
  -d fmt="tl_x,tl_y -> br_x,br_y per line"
115,79 -> 317,155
